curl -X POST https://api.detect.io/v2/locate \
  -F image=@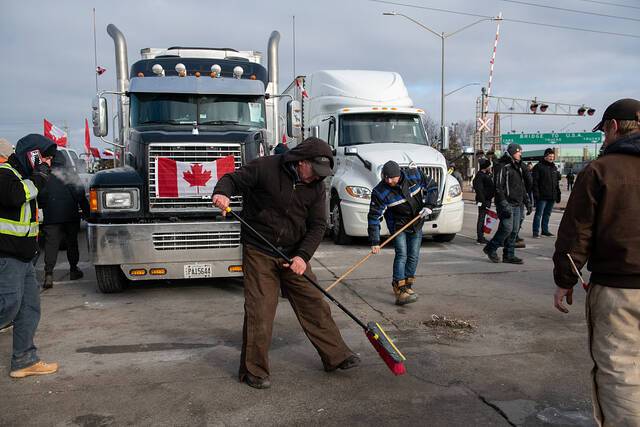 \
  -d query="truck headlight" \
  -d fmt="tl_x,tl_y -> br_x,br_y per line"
447,183 -> 462,199
97,188 -> 140,212
345,186 -> 371,200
